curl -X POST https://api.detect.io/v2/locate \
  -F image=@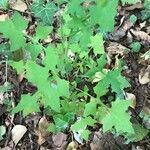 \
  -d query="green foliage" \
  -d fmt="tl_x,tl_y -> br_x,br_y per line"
2,0 -> 148,143
141,0 -> 150,21
102,99 -> 134,134
144,0 -> 150,9
0,0 -> 8,10
71,117 -> 96,140
35,25 -> 53,40
141,9 -> 150,21
43,45 -> 59,72
0,43 -> 10,56
0,12 -> 28,51
12,94 -> 40,117
53,113 -> 74,131
31,1 -> 58,25
67,0 -> 85,18
83,99 -> 97,117
24,60 -> 70,112
129,15 -> 137,24
11,60 -> 25,74
25,25 -> 52,60
130,42 -> 141,53
125,124 -> 149,143
25,43 -> 42,61
90,34 -> 104,55
89,0 -> 119,32
94,68 -> 131,98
